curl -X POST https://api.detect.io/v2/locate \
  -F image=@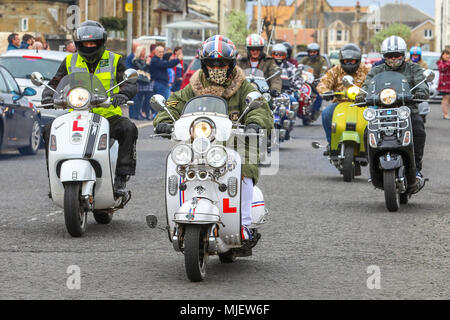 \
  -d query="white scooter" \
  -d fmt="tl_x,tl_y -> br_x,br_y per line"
146,93 -> 268,282
31,69 -> 138,237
